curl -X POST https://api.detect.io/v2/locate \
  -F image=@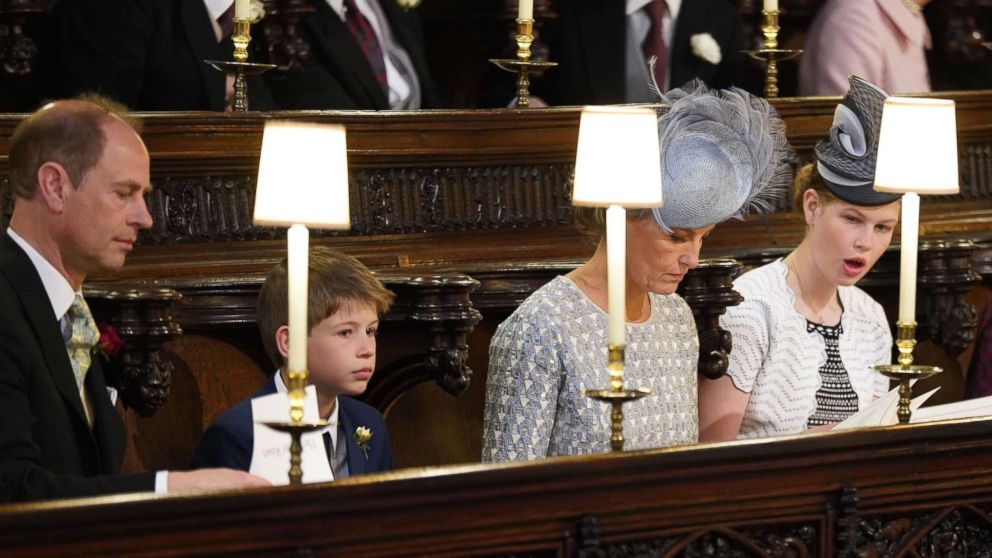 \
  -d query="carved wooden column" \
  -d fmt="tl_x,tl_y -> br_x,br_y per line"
676,259 -> 744,379
365,274 -> 482,409
86,286 -> 183,418
919,239 -> 981,357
